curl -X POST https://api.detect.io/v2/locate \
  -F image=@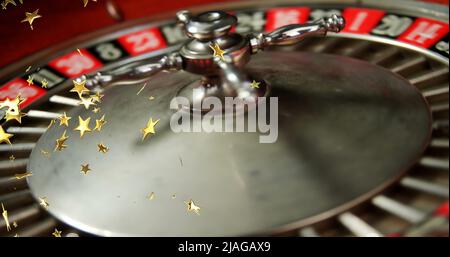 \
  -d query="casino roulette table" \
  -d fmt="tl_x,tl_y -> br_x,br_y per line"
0,0 -> 448,237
